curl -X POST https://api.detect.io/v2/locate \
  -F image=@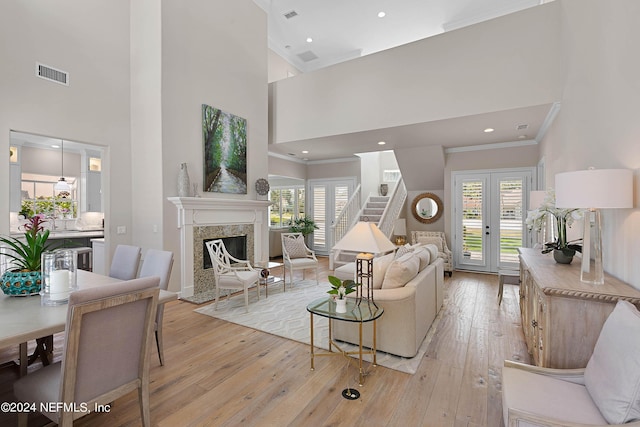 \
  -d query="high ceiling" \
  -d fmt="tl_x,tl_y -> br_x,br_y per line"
254,0 -> 552,162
